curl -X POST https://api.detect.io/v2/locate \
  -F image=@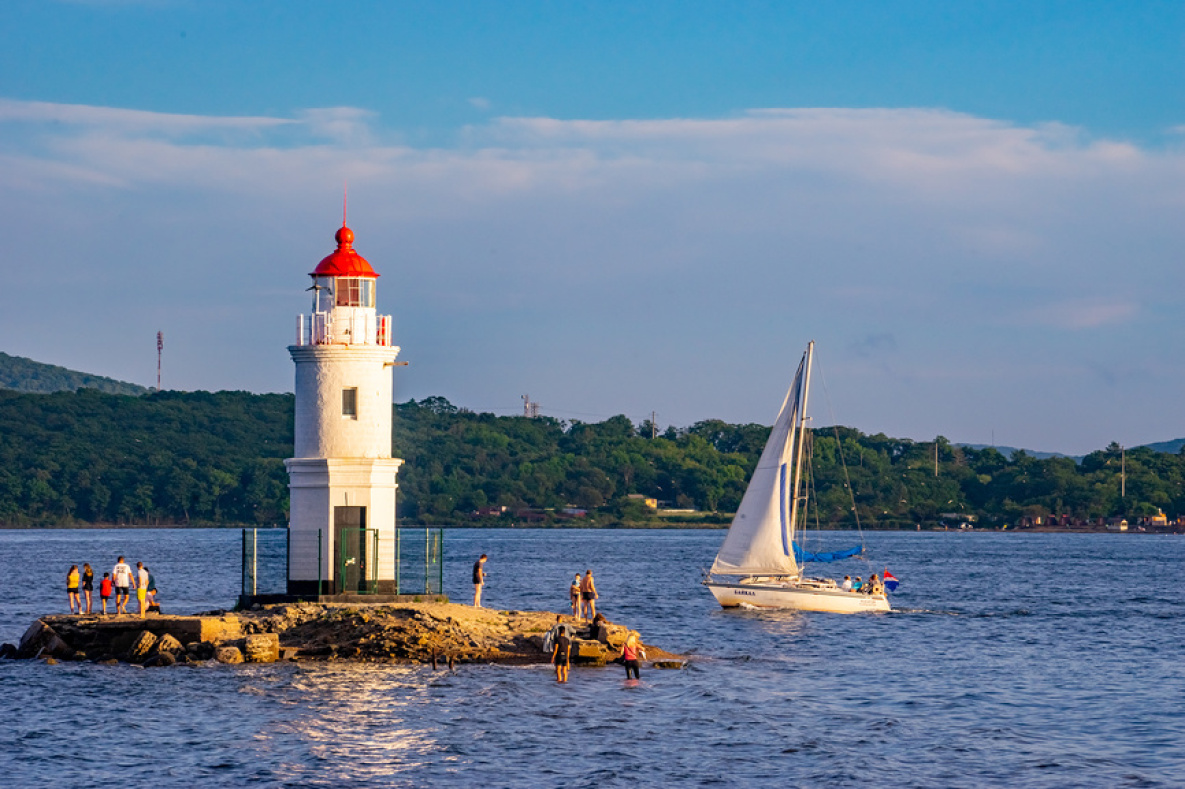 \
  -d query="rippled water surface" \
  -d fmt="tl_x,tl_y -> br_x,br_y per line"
2,528 -> 1182,788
